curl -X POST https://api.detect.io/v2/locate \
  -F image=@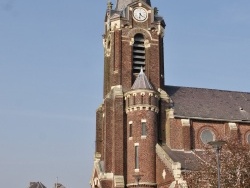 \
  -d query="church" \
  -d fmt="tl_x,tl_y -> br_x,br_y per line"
90,0 -> 250,187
